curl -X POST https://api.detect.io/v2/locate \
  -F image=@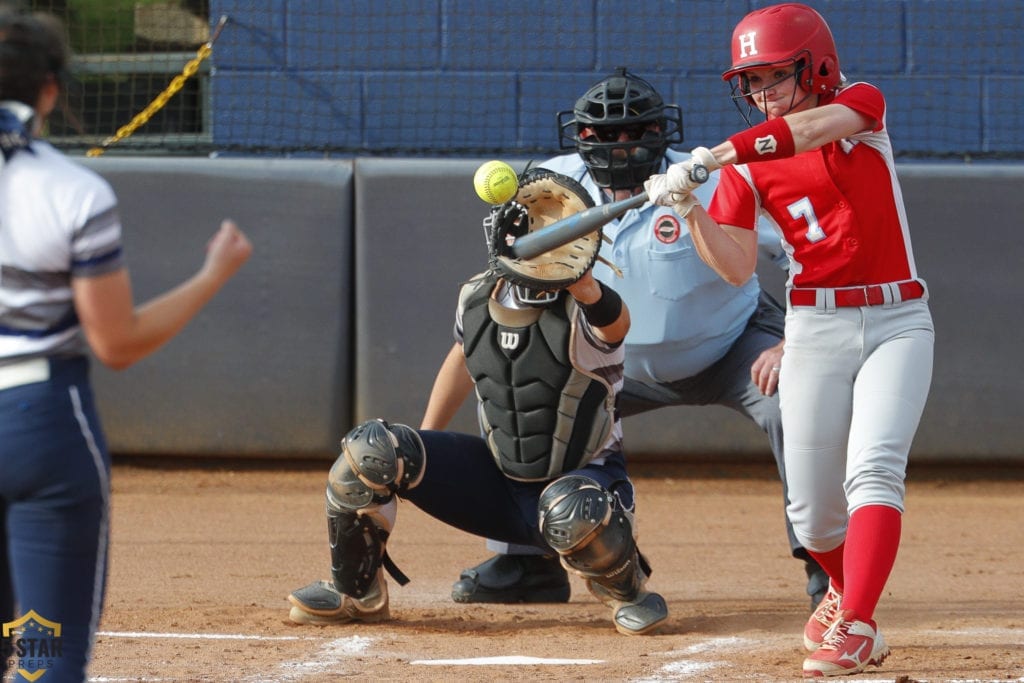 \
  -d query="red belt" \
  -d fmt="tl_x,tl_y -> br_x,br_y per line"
788,281 -> 925,308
